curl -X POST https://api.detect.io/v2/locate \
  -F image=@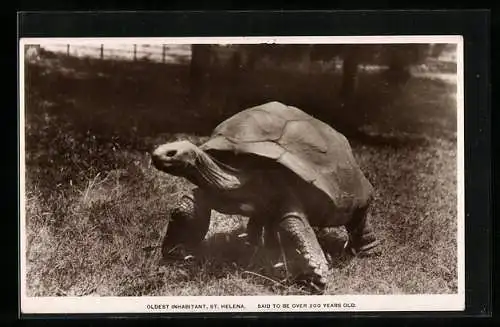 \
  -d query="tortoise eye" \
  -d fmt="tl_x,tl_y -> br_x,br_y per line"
166,150 -> 177,157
